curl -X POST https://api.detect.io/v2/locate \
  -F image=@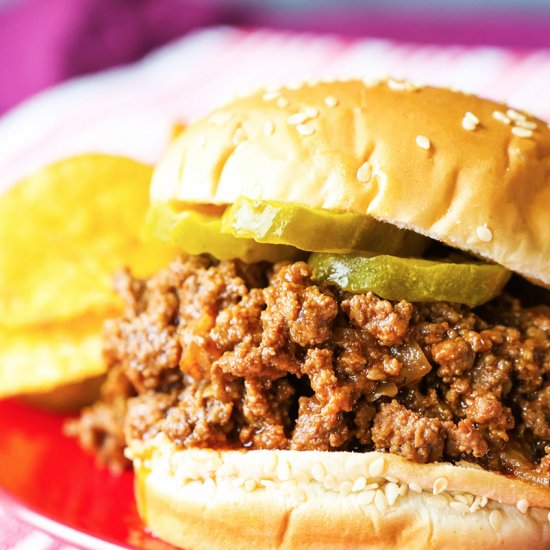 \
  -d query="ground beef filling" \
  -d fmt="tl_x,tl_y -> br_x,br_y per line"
68,257 -> 550,485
